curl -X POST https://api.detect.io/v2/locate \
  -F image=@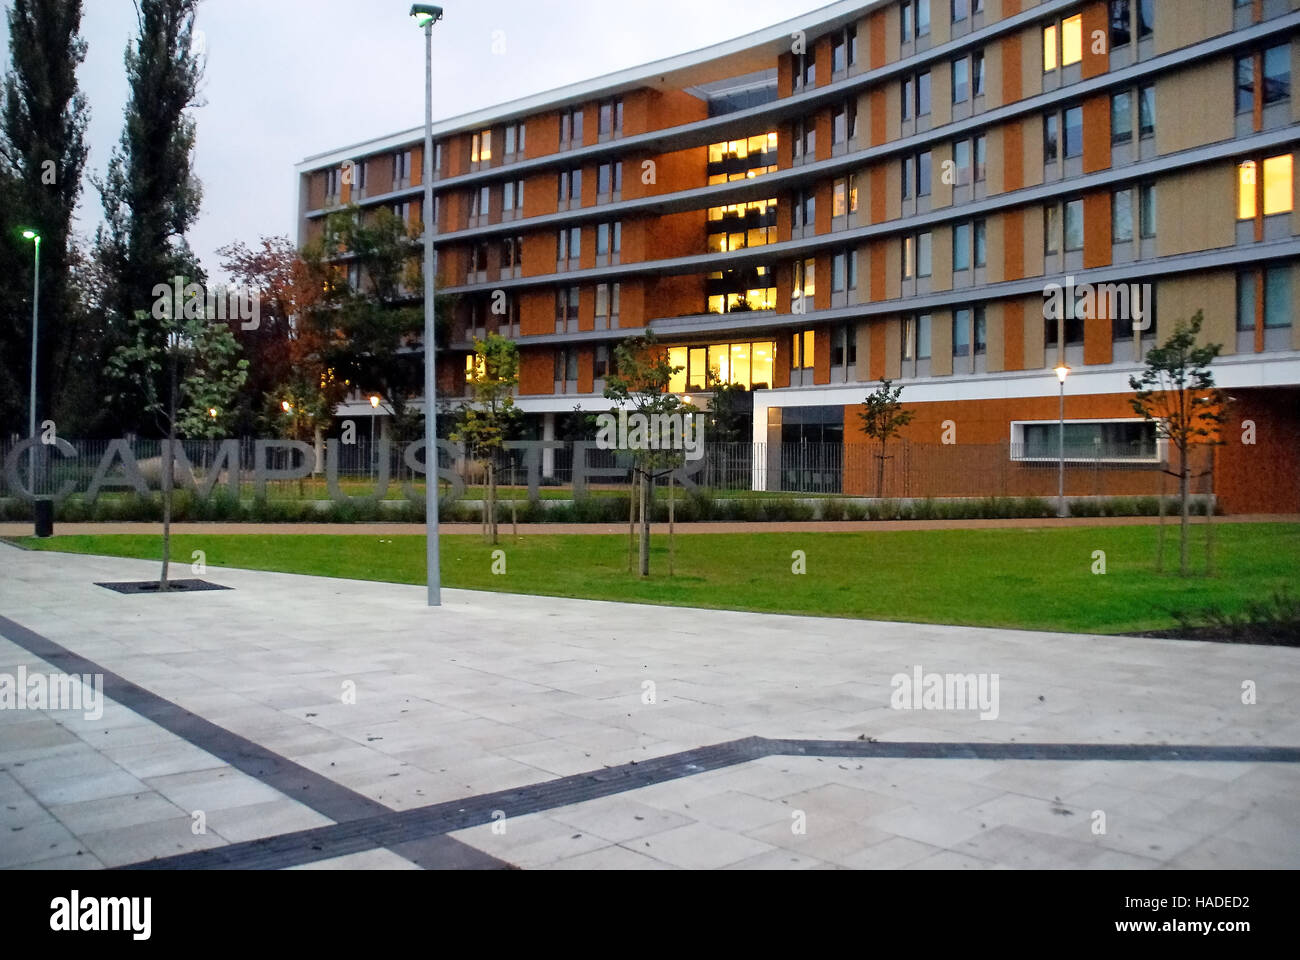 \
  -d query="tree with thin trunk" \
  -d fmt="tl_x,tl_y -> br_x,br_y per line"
858,379 -> 915,498
106,281 -> 247,590
452,334 -> 521,546
1129,311 -> 1227,578
603,334 -> 695,578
